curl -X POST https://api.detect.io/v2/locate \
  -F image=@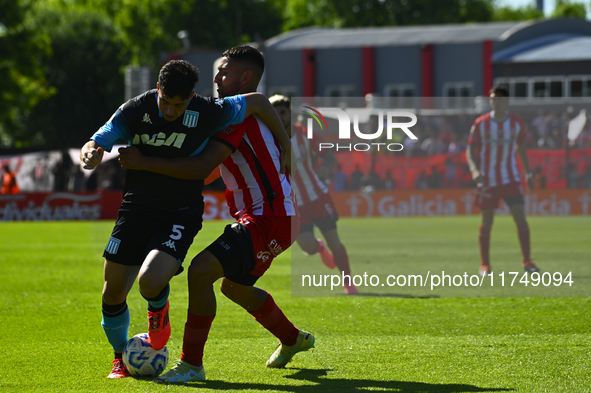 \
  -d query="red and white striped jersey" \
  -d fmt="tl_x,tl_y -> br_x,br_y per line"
211,115 -> 296,219
467,112 -> 526,187
291,124 -> 329,206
